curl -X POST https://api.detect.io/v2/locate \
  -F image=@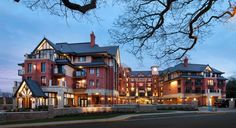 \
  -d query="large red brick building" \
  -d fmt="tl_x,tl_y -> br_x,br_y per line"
13,33 -> 227,108
14,32 -> 120,108
158,57 -> 227,106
